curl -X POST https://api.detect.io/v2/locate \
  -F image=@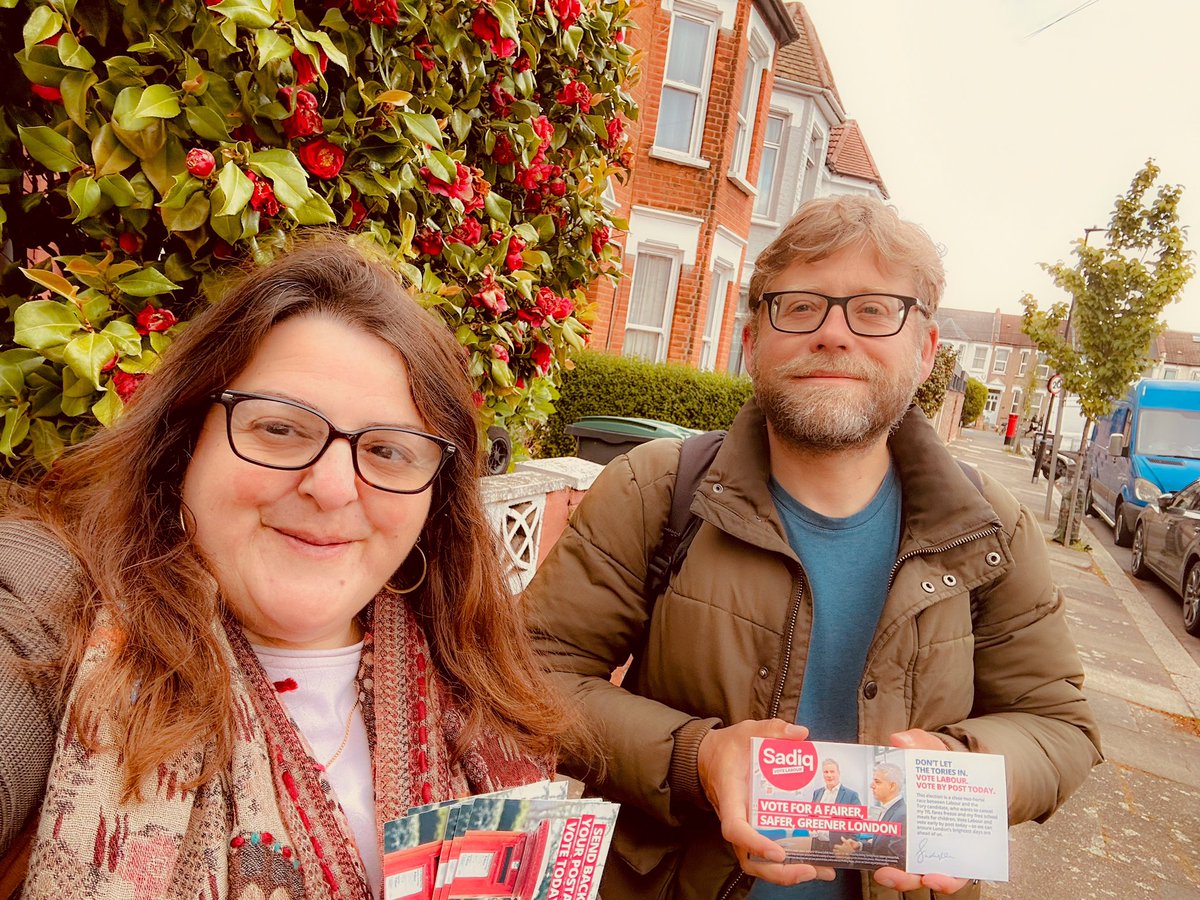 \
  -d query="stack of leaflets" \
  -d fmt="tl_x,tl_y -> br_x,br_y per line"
382,780 -> 618,900
749,738 -> 1009,882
